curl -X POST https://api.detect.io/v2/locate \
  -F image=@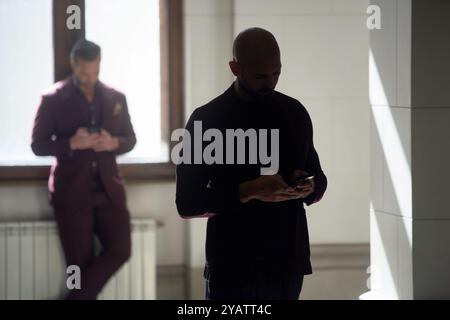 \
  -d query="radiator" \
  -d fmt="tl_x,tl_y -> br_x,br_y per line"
0,219 -> 157,300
